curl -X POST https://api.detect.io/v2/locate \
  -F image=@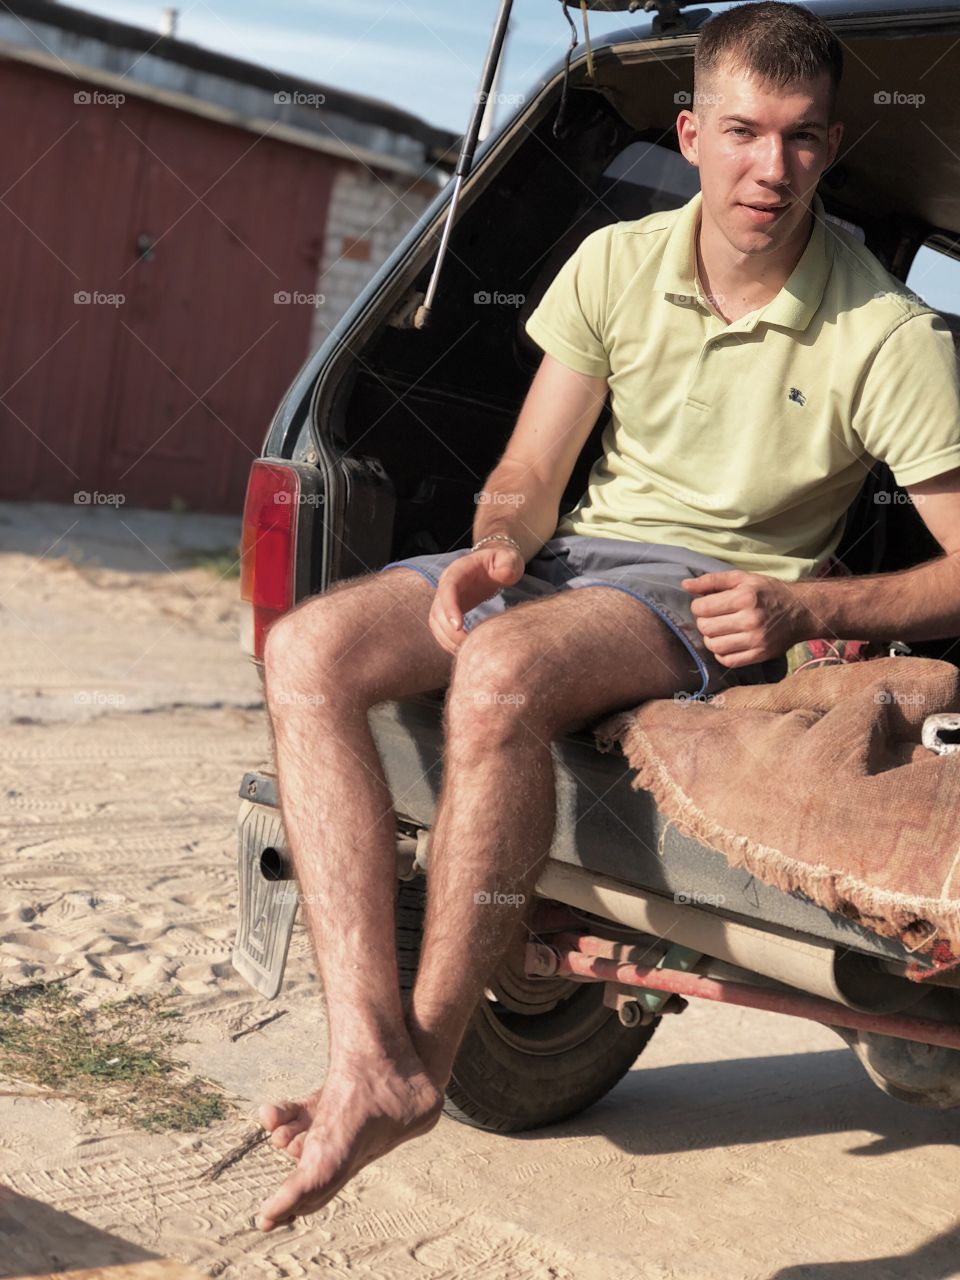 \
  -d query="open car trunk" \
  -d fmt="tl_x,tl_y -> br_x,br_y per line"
288,9 -> 960,970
